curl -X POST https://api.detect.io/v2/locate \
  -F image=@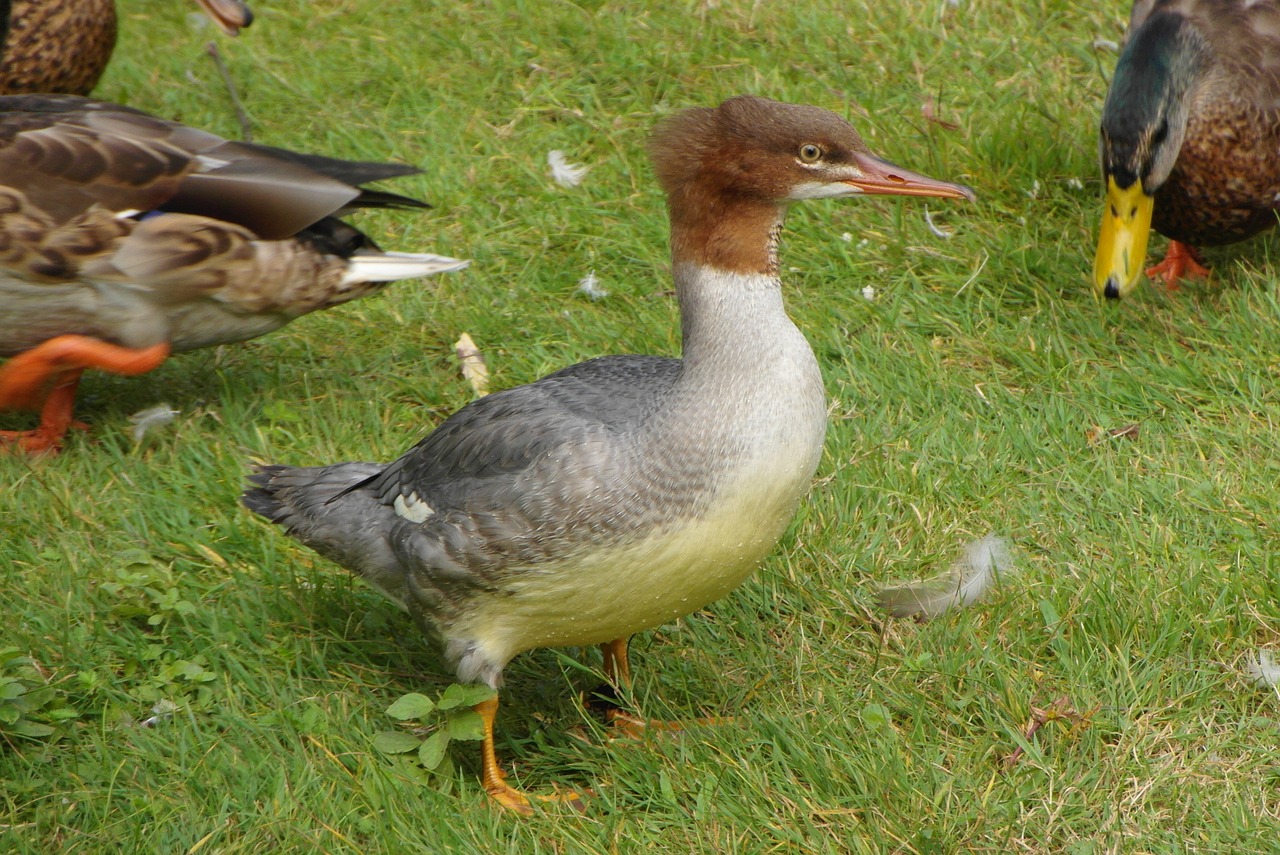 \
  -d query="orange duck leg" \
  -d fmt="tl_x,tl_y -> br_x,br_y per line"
474,695 -> 588,815
595,637 -> 729,738
1146,240 -> 1211,290
0,335 -> 170,454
